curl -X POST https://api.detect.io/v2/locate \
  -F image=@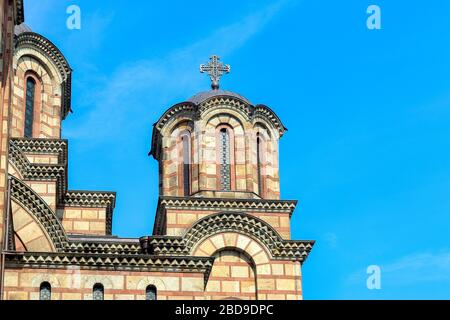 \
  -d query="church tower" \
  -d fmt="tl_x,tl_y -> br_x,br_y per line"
0,1 -> 313,299
148,56 -> 314,300
151,56 -> 282,202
